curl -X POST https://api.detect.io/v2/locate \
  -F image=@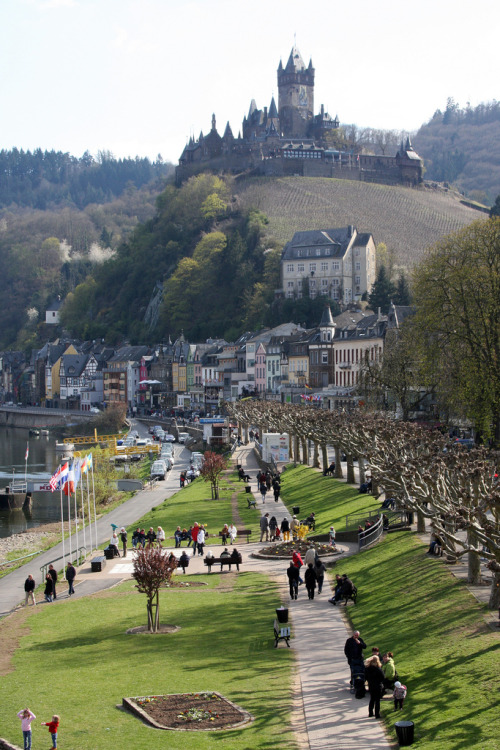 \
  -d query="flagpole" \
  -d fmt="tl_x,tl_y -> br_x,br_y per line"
60,482 -> 66,577
91,459 -> 98,551
67,462 -> 73,563
86,459 -> 93,552
24,441 -> 29,484
74,483 -> 79,563
80,461 -> 86,554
